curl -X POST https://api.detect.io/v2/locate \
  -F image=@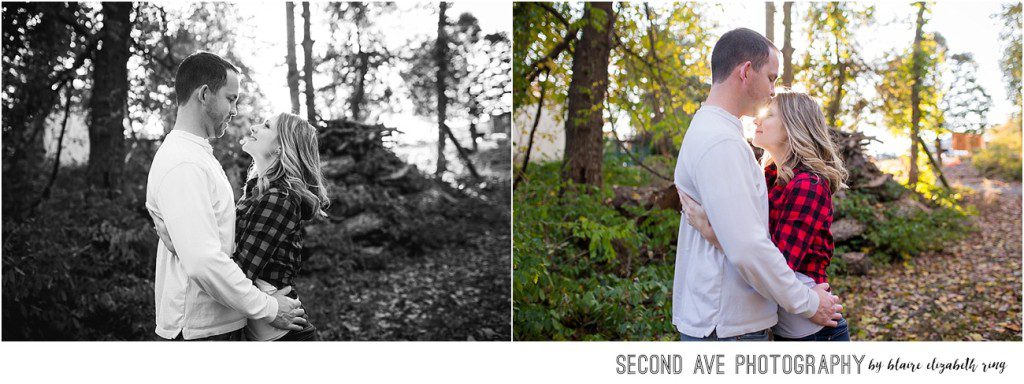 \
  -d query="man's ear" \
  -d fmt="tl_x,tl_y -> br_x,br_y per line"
197,84 -> 210,104
739,61 -> 752,83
